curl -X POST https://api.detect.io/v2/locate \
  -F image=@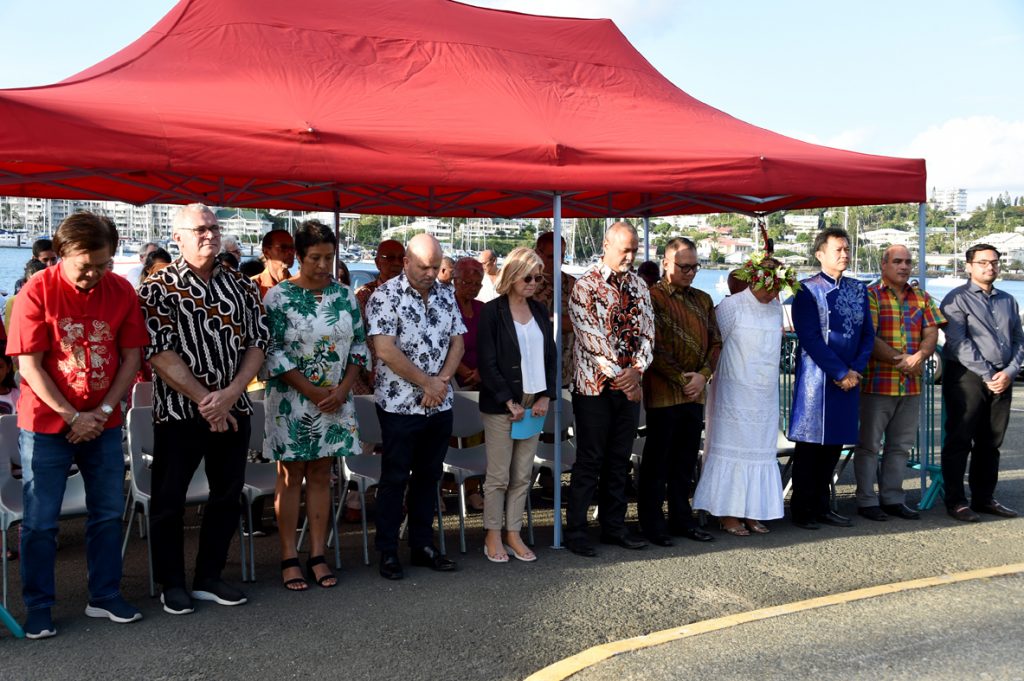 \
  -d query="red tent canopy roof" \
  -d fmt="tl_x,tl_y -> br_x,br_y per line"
0,0 -> 926,217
